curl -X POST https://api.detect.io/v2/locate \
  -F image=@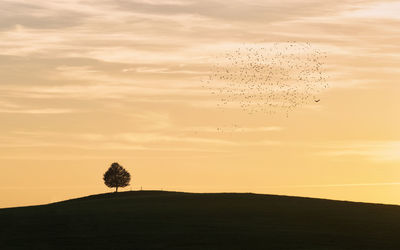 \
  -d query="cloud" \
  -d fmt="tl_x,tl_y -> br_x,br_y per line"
0,100 -> 19,108
0,0 -> 398,158
0,1 -> 85,30
259,182 -> 400,189
97,0 -> 391,23
1,0 -> 398,97
0,129 -> 283,154
0,97 -> 76,114
184,126 -> 283,133
0,108 -> 74,114
341,1 -> 400,19
115,133 -> 236,146
317,141 -> 400,162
